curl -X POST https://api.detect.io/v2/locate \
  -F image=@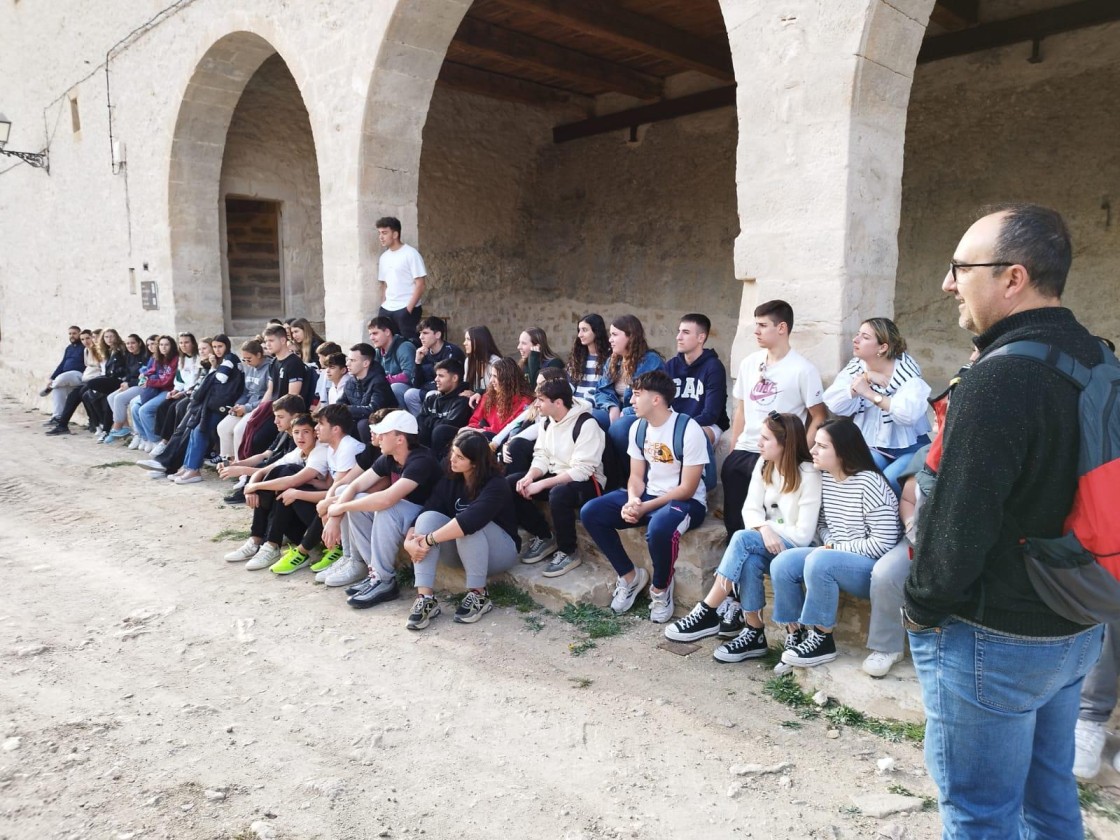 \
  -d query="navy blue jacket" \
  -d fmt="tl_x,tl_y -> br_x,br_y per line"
666,348 -> 729,430
51,341 -> 85,380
